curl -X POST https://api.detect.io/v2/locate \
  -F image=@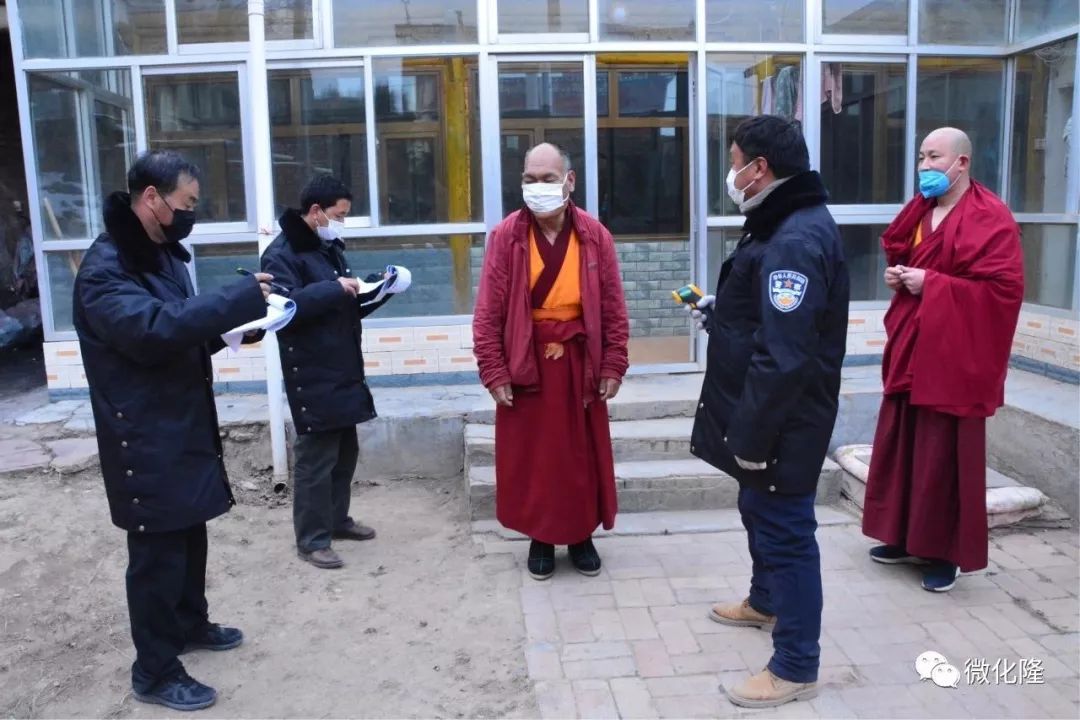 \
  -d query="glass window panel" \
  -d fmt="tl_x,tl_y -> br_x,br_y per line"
705,229 -> 740,297
598,0 -> 696,41
193,243 -> 259,294
46,250 -> 85,332
1021,224 -> 1077,310
497,0 -> 589,34
822,0 -> 907,36
343,234 -> 484,317
20,0 -> 167,58
333,0 -> 478,46
838,225 -> 891,301
917,58 -> 1004,192
598,58 -> 691,365
706,54 -> 803,216
918,0 -> 1006,45
374,58 -> 481,225
819,62 -> 907,204
28,70 -> 135,242
498,63 -> 586,217
145,72 -> 247,223
1016,1 -> 1079,44
1010,39 -> 1076,214
175,0 -> 312,43
706,0 -> 803,43
269,68 -> 370,218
